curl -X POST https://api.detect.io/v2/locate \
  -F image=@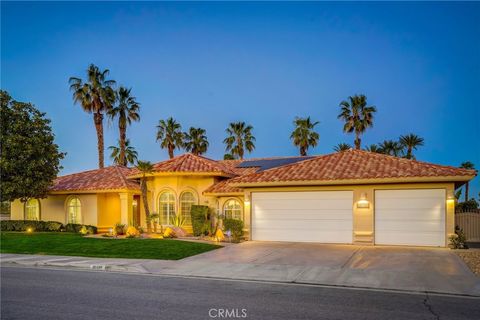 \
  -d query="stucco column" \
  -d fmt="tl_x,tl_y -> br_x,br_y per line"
119,192 -> 133,226
243,191 -> 252,240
